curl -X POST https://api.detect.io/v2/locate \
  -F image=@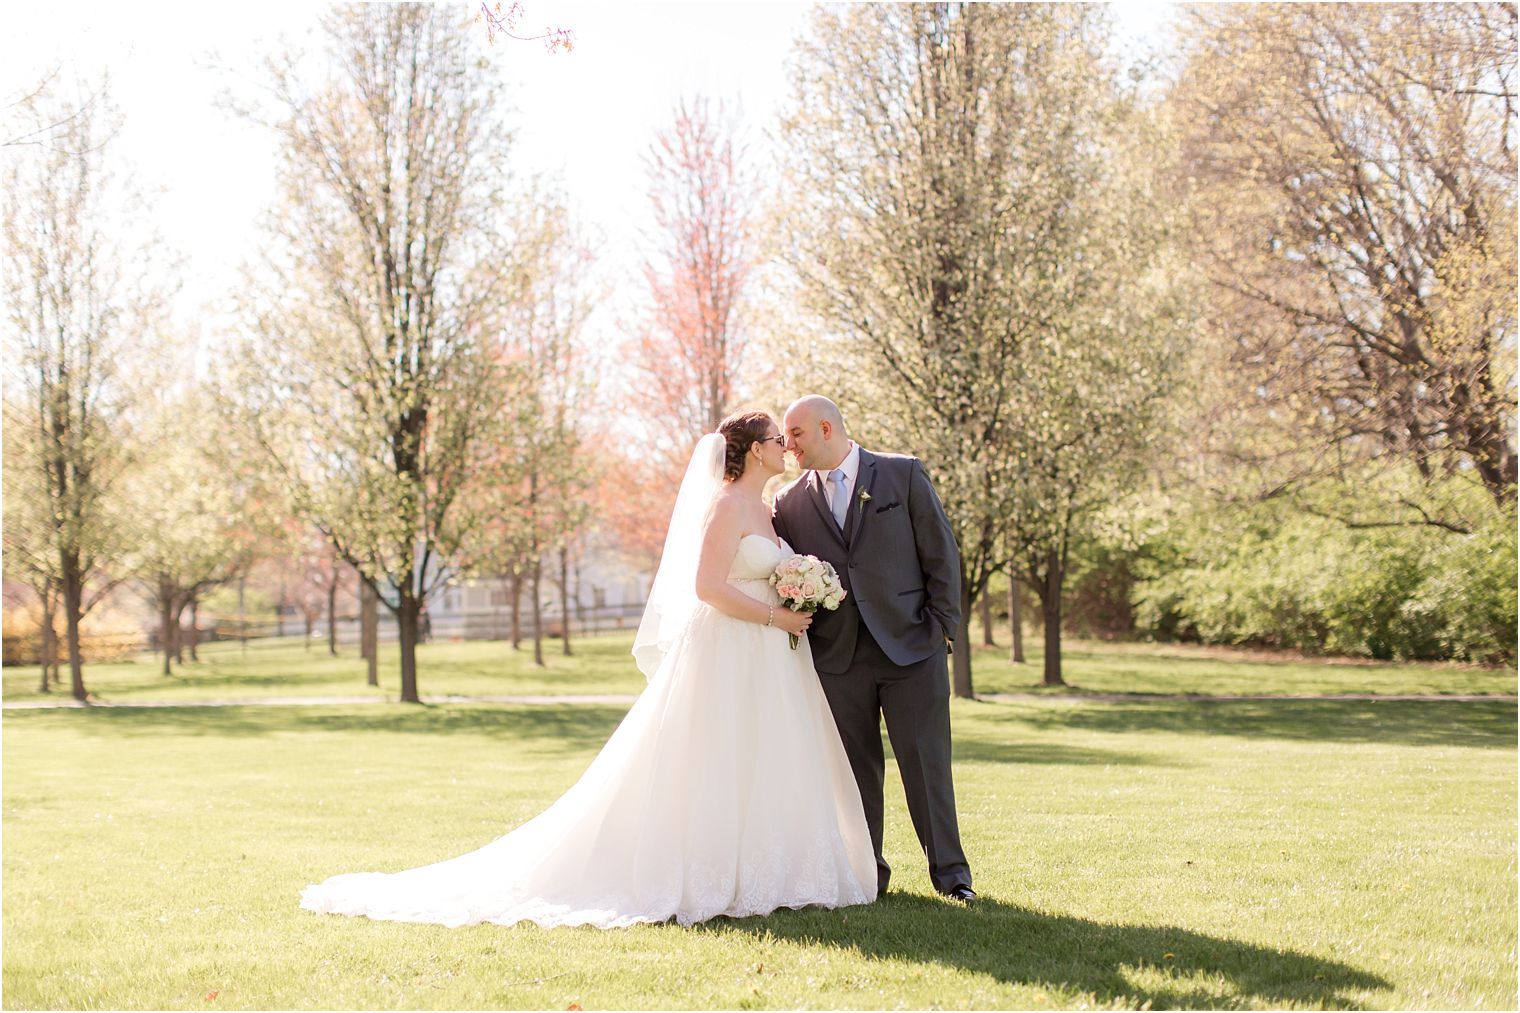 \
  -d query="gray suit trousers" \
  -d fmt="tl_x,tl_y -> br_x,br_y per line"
819,616 -> 971,895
